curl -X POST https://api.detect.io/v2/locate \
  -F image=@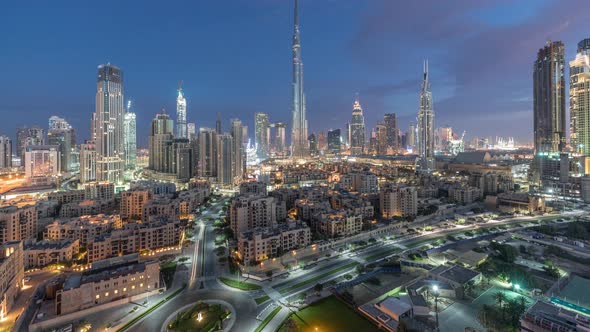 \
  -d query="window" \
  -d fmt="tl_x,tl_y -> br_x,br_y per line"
95,294 -> 100,299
